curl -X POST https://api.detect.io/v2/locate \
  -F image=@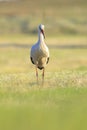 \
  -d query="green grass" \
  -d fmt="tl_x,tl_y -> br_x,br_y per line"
0,42 -> 87,130
0,86 -> 87,130
0,0 -> 87,128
